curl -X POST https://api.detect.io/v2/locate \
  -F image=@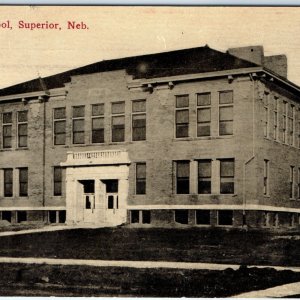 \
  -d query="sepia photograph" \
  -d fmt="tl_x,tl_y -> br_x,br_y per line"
0,5 -> 300,297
